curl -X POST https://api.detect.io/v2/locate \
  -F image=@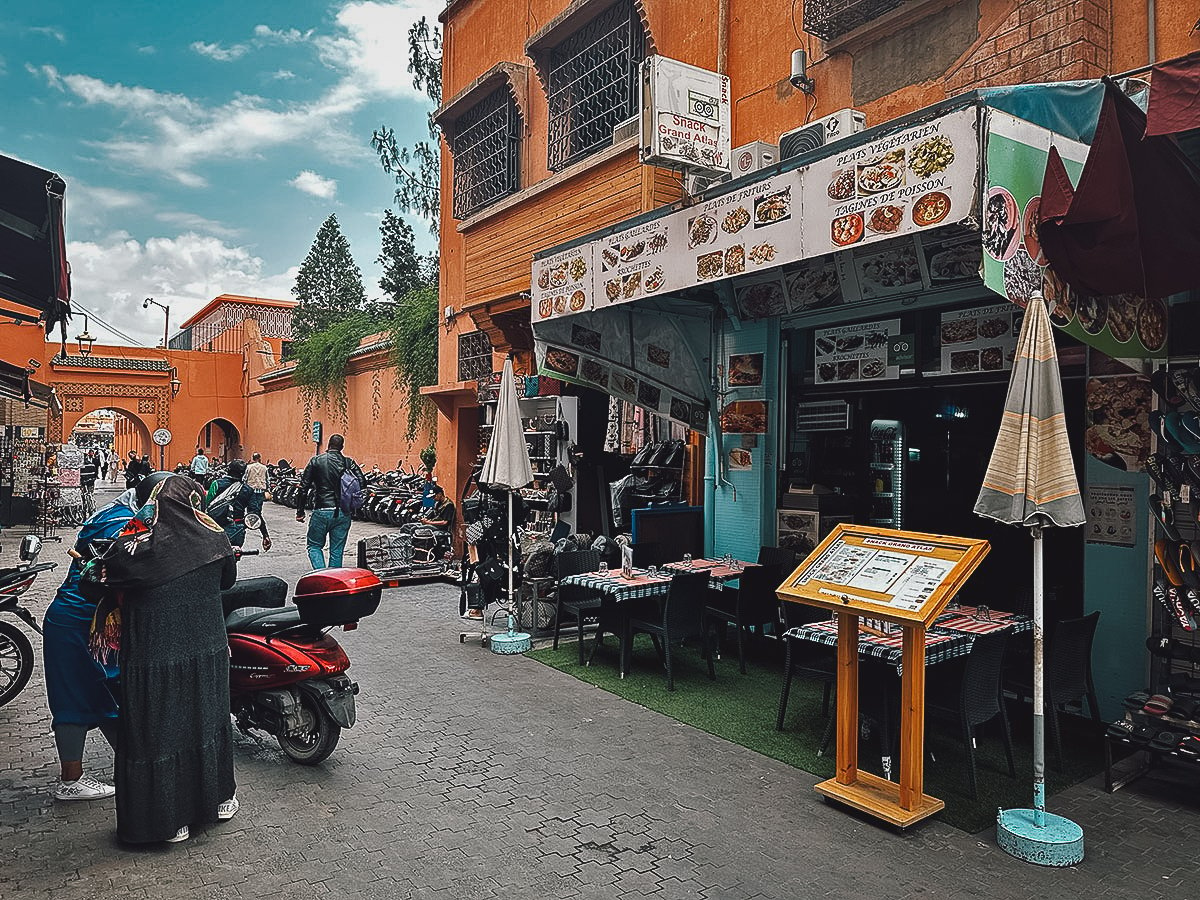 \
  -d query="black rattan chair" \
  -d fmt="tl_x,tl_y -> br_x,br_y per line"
928,630 -> 1015,800
758,545 -> 800,570
627,571 -> 714,691
704,564 -> 782,674
776,600 -> 835,730
551,550 -> 602,664
1046,611 -> 1102,771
